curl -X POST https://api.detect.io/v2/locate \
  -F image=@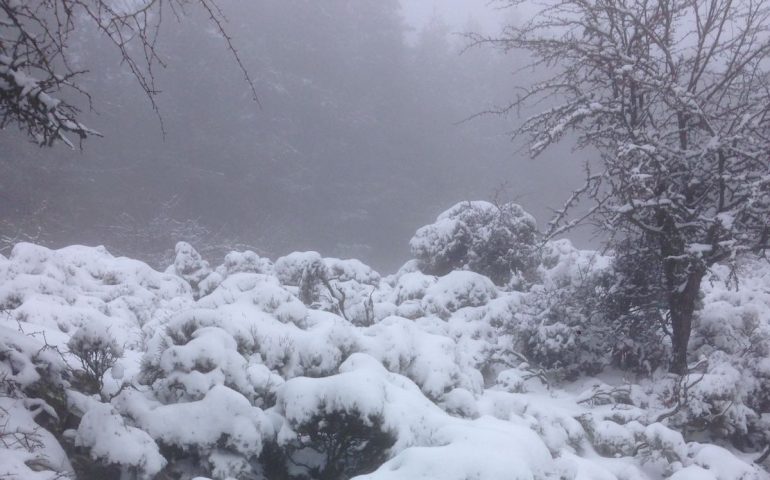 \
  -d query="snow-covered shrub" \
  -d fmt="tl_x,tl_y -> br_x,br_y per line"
297,256 -> 331,306
113,386 -> 274,480
421,270 -> 497,319
140,313 -> 279,406
274,252 -> 344,316
493,366 -> 549,394
489,240 -> 618,380
410,201 -> 539,287
332,279 -> 378,326
275,251 -> 325,286
387,271 -> 434,319
324,257 -> 381,286
0,326 -> 66,395
360,317 -> 484,398
258,252 -> 384,328
391,271 -> 435,304
169,241 -> 212,298
266,407 -> 395,480
504,276 -> 609,380
73,400 -> 165,479
583,419 -> 637,457
195,248 -> 277,300
0,327 -> 74,479
67,322 -> 123,395
197,273 -> 307,326
217,249 -> 274,277
274,252 -> 381,325
537,239 -> 611,291
637,422 -> 689,470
